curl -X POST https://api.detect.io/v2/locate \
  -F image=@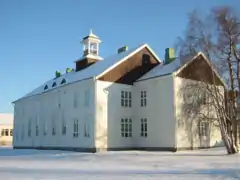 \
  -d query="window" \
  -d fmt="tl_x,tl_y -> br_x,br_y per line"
84,120 -> 90,137
198,90 -> 207,105
141,118 -> 148,137
61,79 -> 66,85
121,118 -> 132,138
141,90 -> 147,107
62,119 -> 66,135
73,119 -> 79,137
44,85 -> 48,90
21,125 -> 24,140
73,92 -> 78,108
52,120 -> 56,136
1,129 -> 4,136
10,129 -> 13,136
43,121 -> 47,136
36,123 -> 39,137
84,90 -> 90,107
121,91 -> 132,107
142,54 -> 150,65
90,42 -> 98,55
52,82 -> 57,87
198,121 -> 209,137
28,120 -> 31,137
